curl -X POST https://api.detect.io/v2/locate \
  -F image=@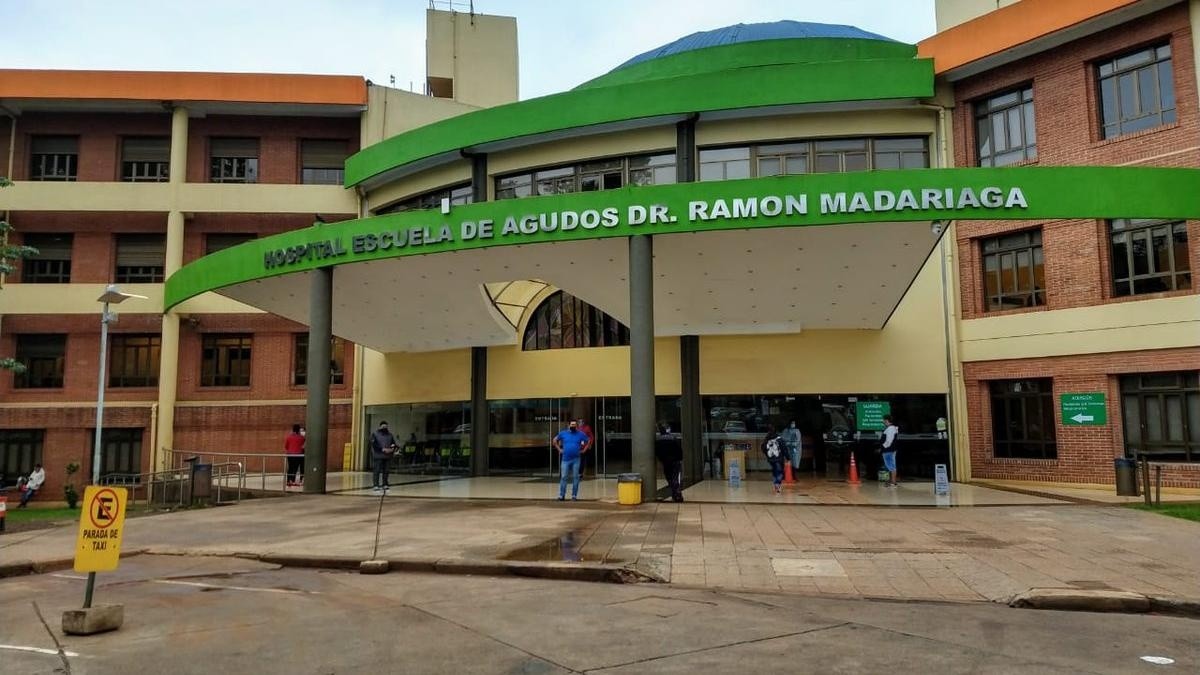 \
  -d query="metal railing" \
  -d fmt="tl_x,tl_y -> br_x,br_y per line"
164,448 -> 292,494
100,461 -> 246,506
